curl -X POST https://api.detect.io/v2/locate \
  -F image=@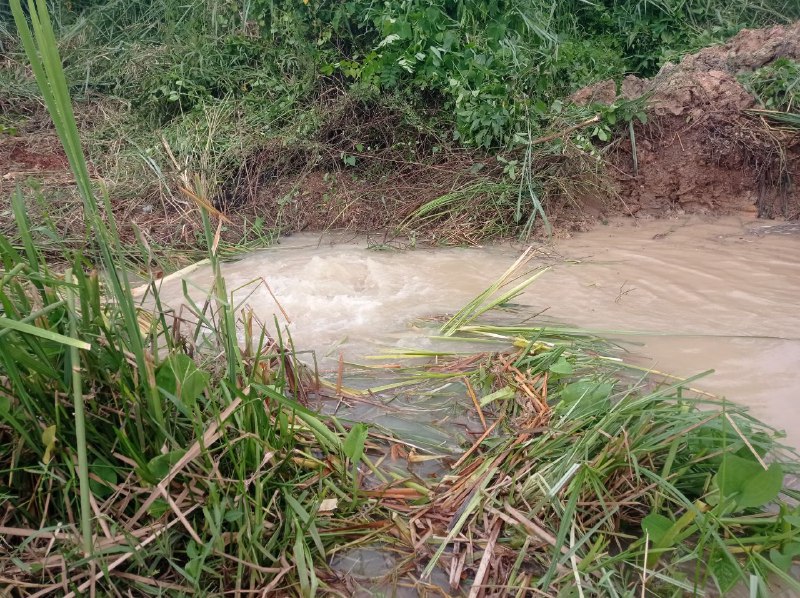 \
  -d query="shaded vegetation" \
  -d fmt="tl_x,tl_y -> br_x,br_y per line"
742,57 -> 800,112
